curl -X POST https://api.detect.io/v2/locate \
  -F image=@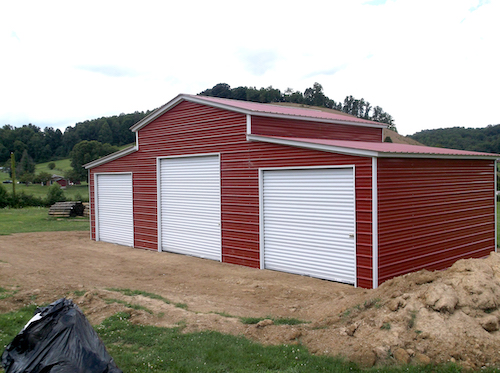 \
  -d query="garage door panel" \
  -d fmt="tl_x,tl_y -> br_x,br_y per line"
263,167 -> 356,285
160,155 -> 221,261
96,174 -> 134,247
